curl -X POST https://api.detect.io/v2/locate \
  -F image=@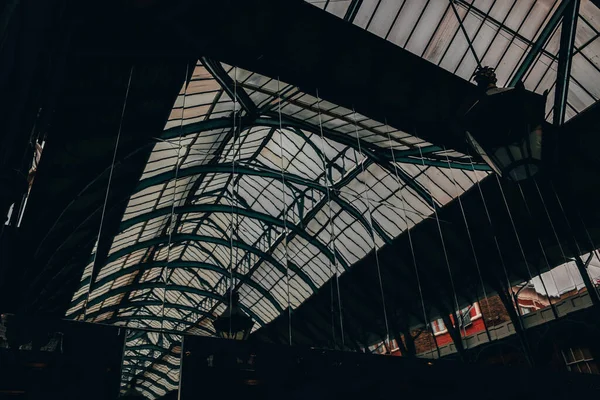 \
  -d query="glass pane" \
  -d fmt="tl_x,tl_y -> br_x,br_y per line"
565,349 -> 575,363
573,347 -> 584,362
